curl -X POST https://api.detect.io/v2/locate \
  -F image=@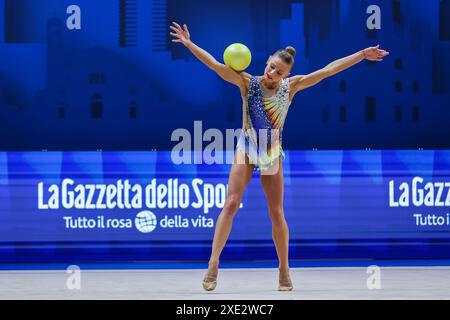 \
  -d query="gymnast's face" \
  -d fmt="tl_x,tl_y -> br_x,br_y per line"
264,56 -> 291,84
